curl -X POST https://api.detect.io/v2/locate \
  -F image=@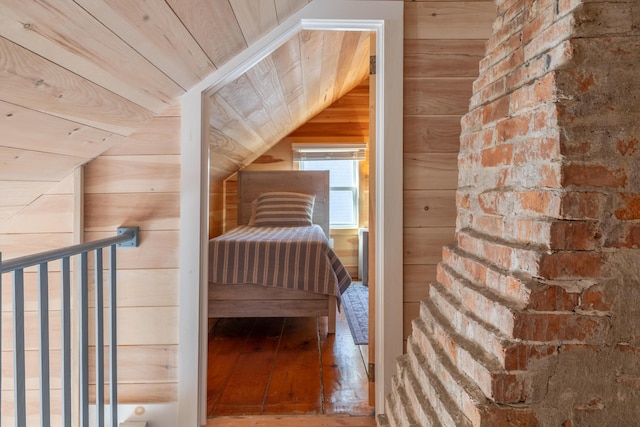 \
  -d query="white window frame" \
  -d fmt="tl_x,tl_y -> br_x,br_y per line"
299,158 -> 360,229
